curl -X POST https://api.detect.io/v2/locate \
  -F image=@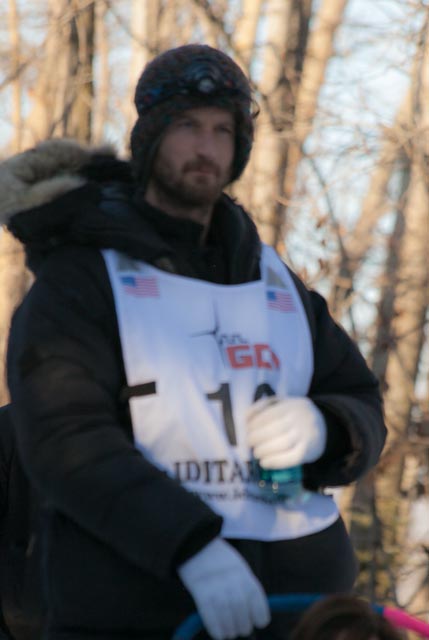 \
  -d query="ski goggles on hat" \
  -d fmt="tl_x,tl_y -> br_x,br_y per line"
135,58 -> 249,115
